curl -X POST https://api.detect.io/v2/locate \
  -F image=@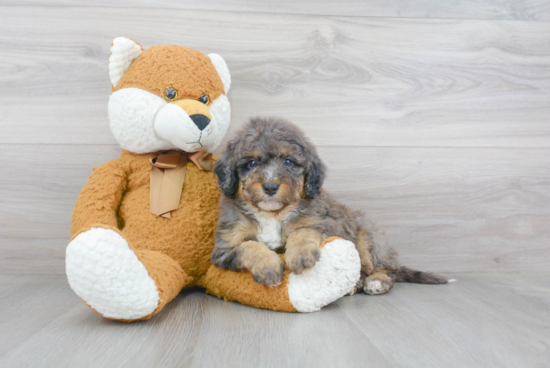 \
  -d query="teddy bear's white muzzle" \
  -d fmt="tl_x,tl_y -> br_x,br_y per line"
154,103 -> 207,153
